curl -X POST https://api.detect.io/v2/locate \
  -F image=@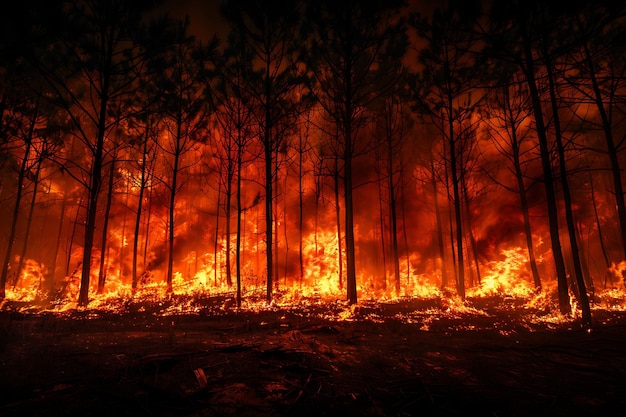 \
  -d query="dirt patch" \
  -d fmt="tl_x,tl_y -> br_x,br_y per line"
1,299 -> 625,416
